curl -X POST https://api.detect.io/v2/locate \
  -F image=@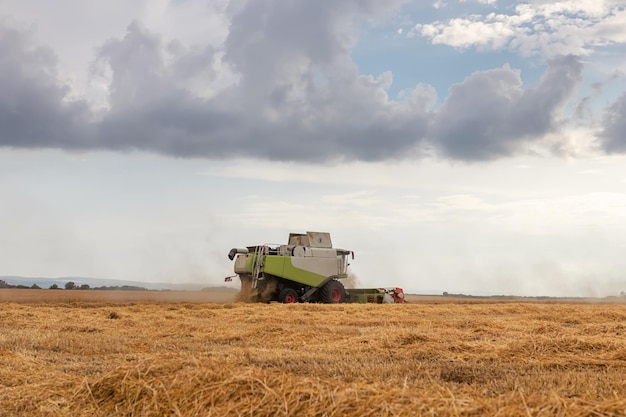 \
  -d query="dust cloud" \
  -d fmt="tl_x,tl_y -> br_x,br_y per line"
343,273 -> 361,289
